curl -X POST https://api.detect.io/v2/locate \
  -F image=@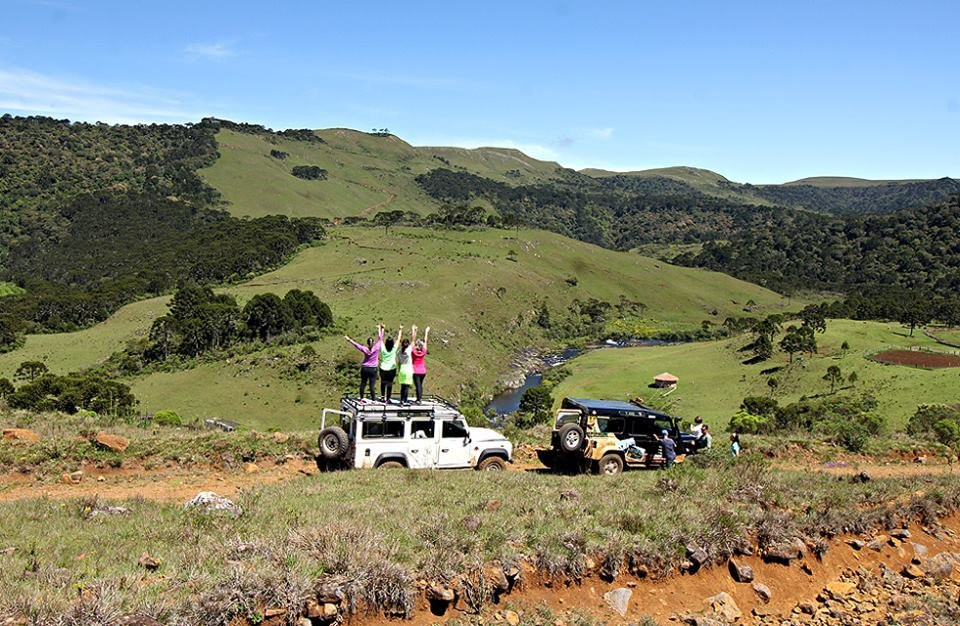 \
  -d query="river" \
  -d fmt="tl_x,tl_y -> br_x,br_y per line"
485,339 -> 677,415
